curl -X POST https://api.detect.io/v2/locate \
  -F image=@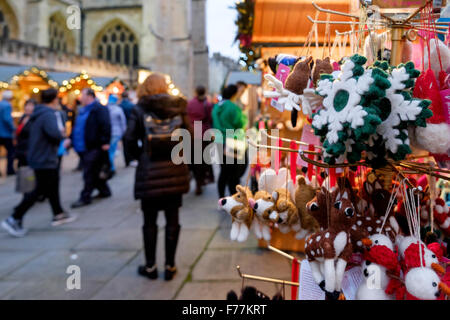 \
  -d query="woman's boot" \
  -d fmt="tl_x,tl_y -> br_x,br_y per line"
138,225 -> 158,279
164,224 -> 180,281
